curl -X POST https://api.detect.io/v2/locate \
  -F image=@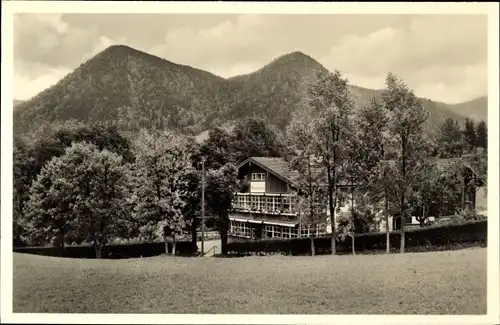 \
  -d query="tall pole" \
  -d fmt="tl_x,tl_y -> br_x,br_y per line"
201,157 -> 205,255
